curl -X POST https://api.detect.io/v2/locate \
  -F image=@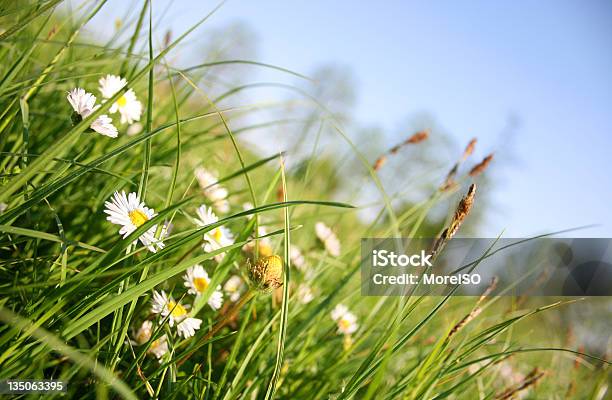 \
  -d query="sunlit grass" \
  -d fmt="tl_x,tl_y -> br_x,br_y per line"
0,1 -> 609,399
